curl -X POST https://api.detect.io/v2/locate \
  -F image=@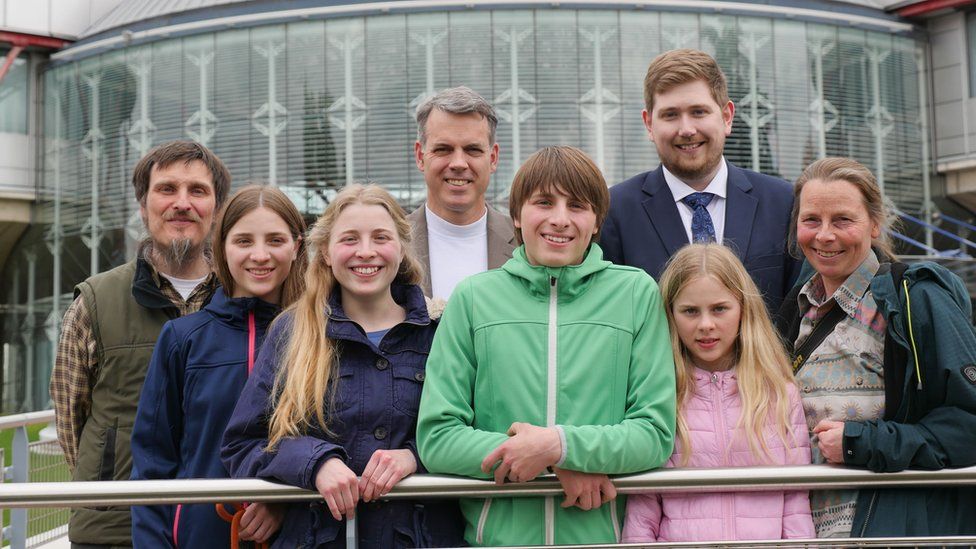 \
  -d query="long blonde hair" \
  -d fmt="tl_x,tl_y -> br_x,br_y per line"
658,244 -> 797,464
266,184 -> 423,450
